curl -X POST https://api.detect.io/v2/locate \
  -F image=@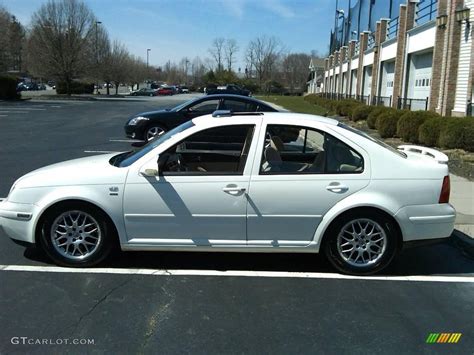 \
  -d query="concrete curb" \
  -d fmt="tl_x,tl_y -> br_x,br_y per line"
452,229 -> 474,259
